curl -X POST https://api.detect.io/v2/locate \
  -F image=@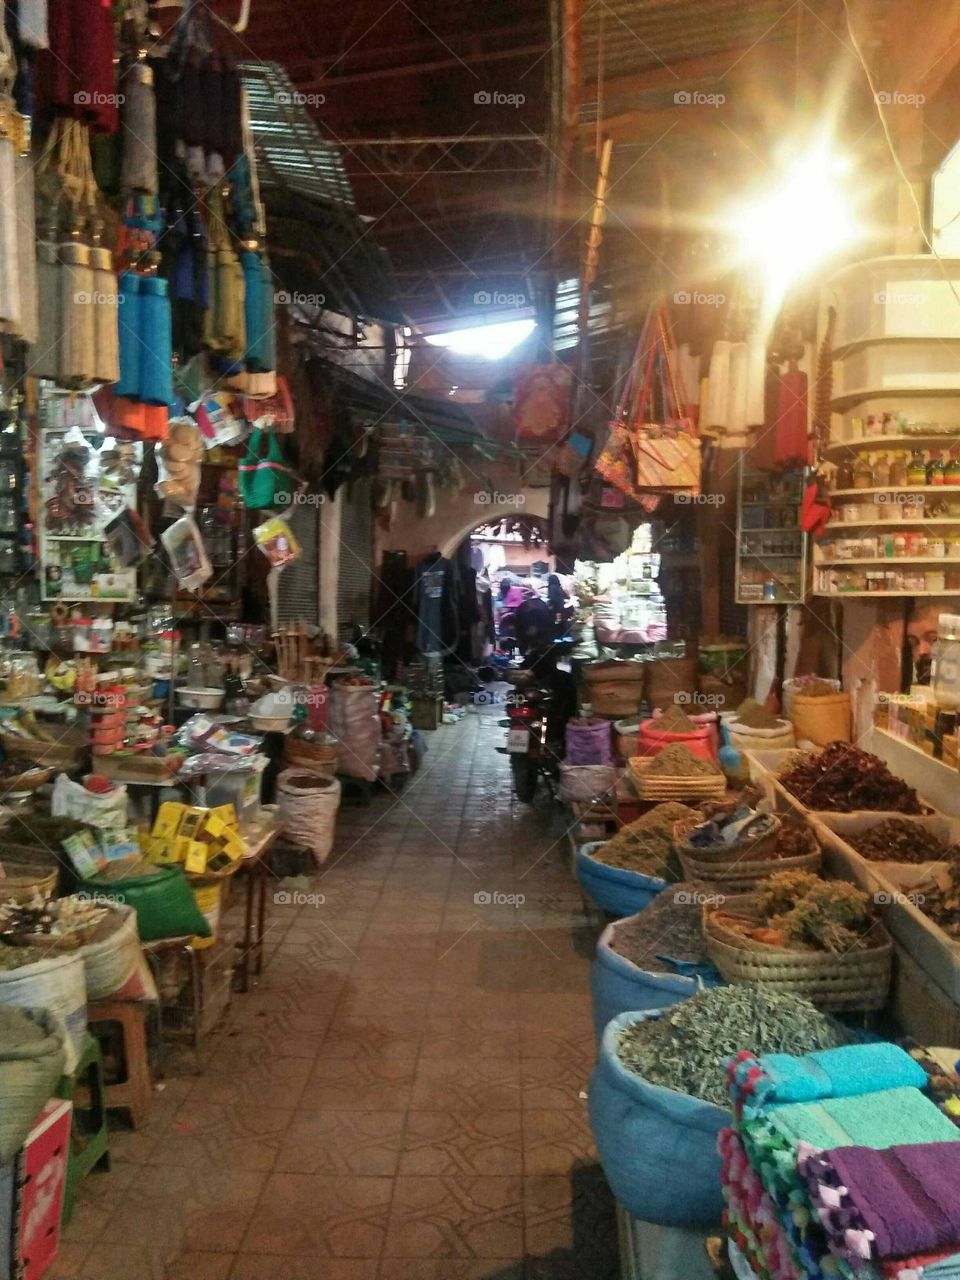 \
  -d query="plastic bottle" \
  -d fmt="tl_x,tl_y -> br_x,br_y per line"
933,614 -> 960,709
907,450 -> 927,485
947,449 -> 960,485
928,450 -> 946,485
